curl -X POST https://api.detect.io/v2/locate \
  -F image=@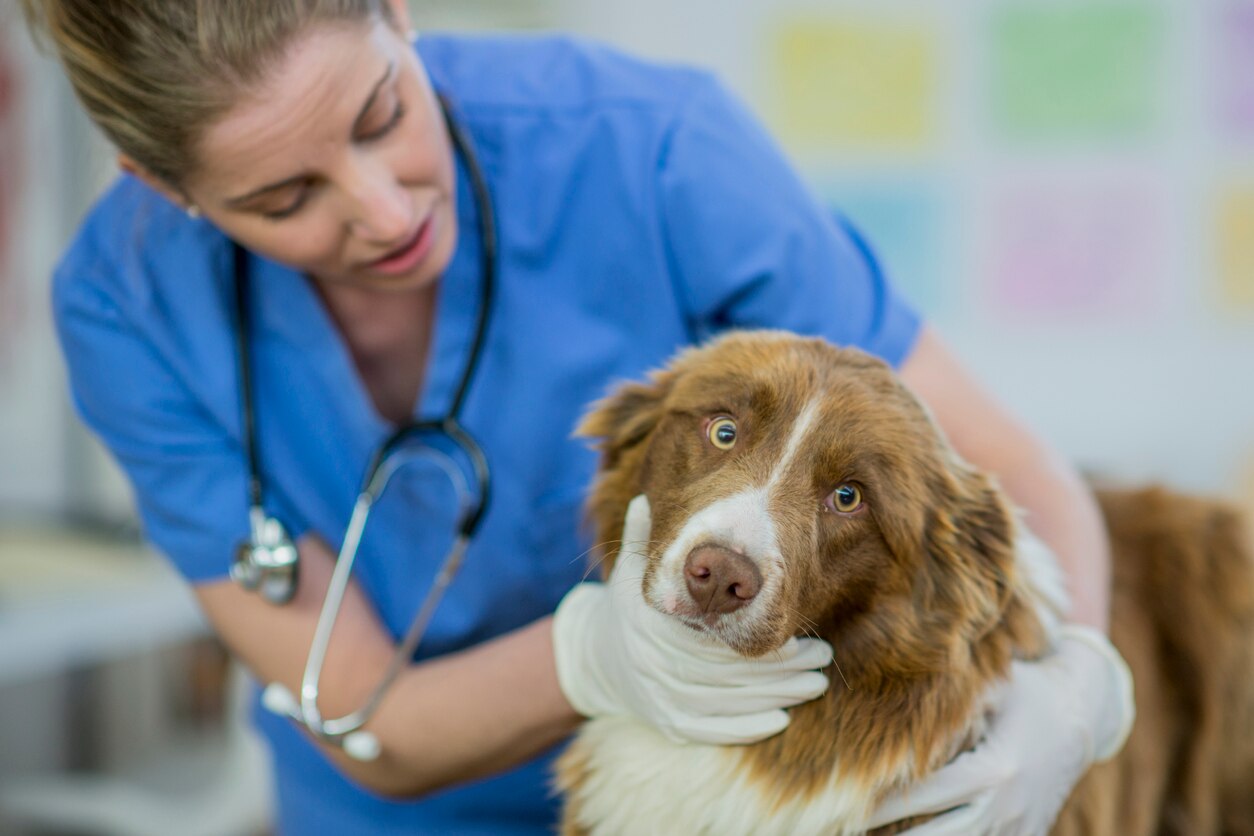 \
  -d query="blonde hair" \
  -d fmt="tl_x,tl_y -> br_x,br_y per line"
18,0 -> 398,188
